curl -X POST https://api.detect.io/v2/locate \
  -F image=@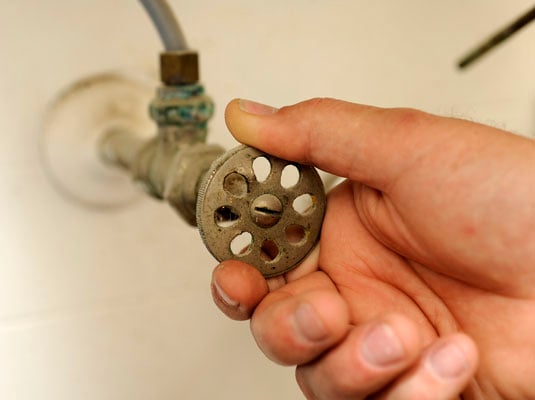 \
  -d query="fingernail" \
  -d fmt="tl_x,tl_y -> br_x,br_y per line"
239,99 -> 278,115
293,303 -> 328,342
212,279 -> 239,308
428,342 -> 467,379
361,323 -> 405,367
